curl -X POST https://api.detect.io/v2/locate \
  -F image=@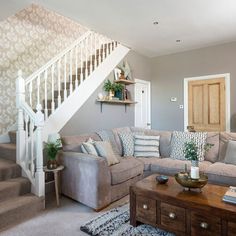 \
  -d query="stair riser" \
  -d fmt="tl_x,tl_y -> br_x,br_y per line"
0,165 -> 21,181
0,146 -> 16,162
0,179 -> 31,203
